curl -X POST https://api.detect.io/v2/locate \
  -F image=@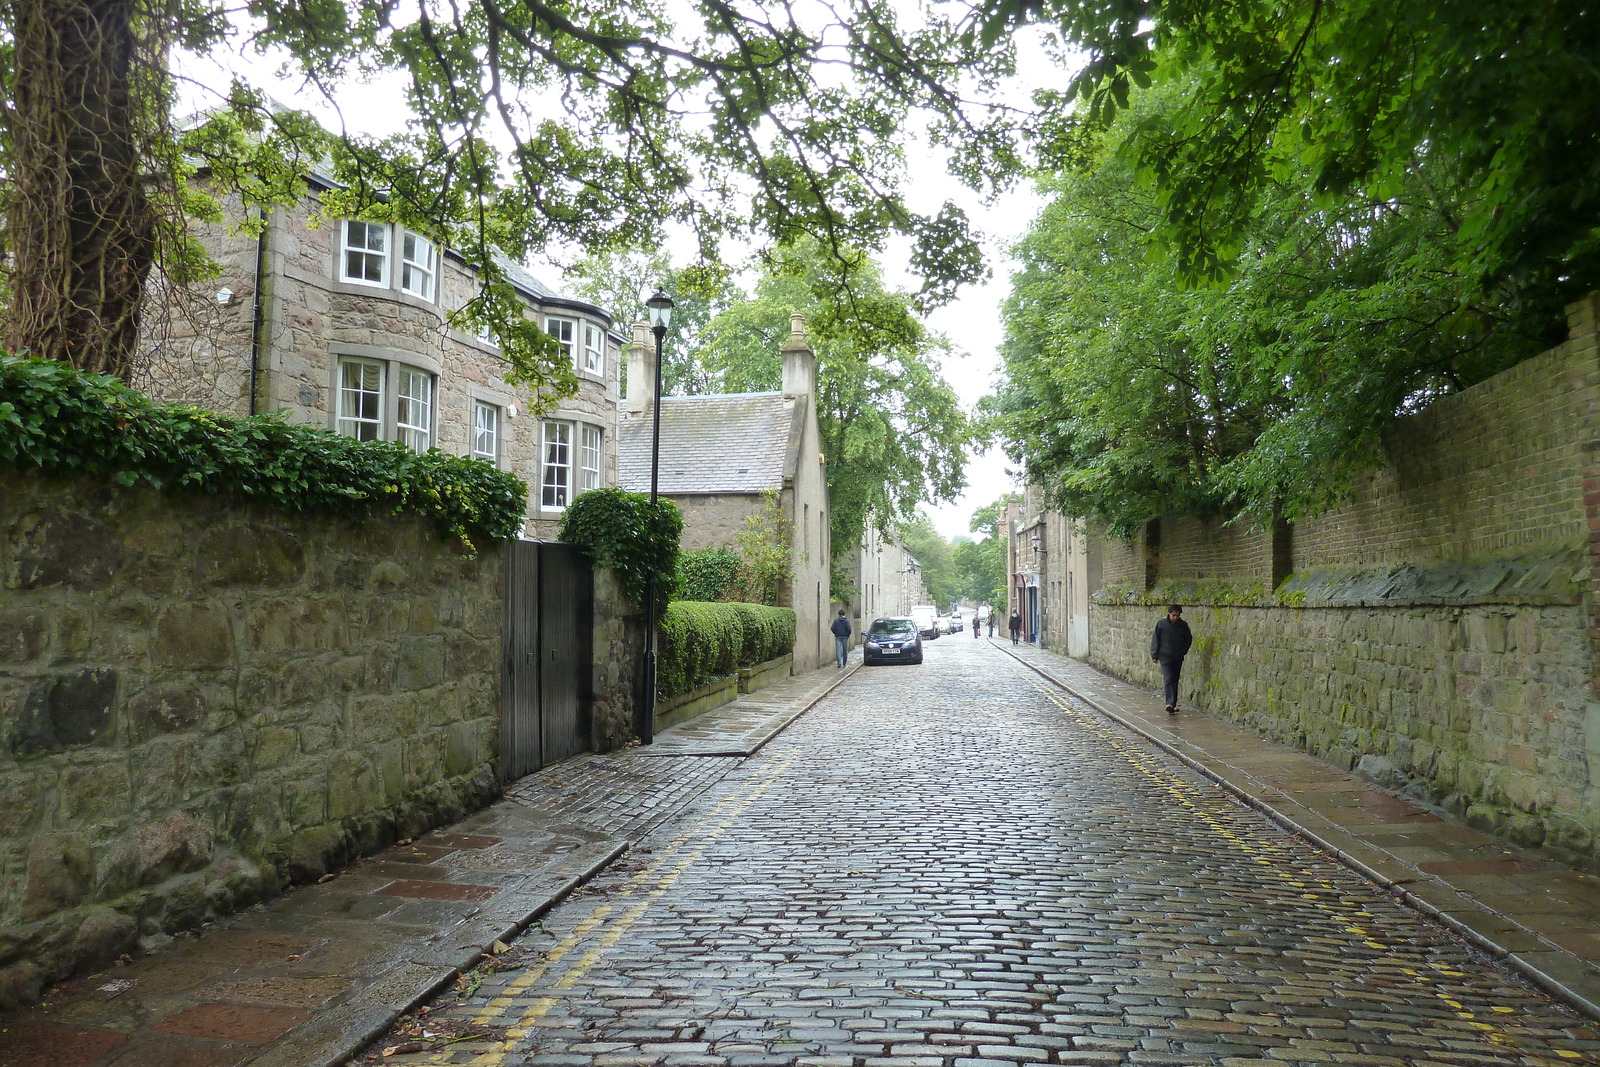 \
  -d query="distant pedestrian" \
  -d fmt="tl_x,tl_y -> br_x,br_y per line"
1150,604 -> 1194,714
987,609 -> 996,637
831,609 -> 851,668
971,611 -> 980,639
1008,610 -> 1021,644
